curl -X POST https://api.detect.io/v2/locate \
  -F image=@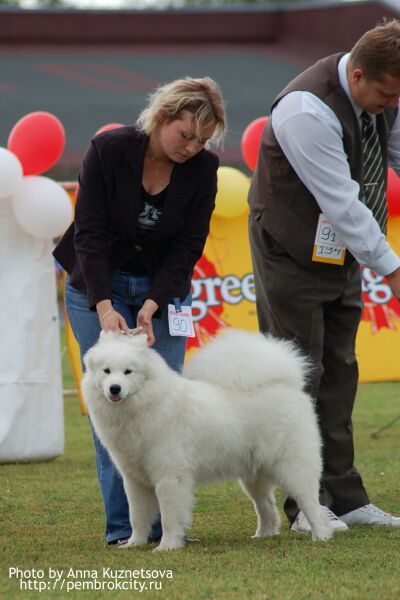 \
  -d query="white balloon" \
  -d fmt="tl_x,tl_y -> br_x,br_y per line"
12,176 -> 72,239
0,147 -> 23,199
